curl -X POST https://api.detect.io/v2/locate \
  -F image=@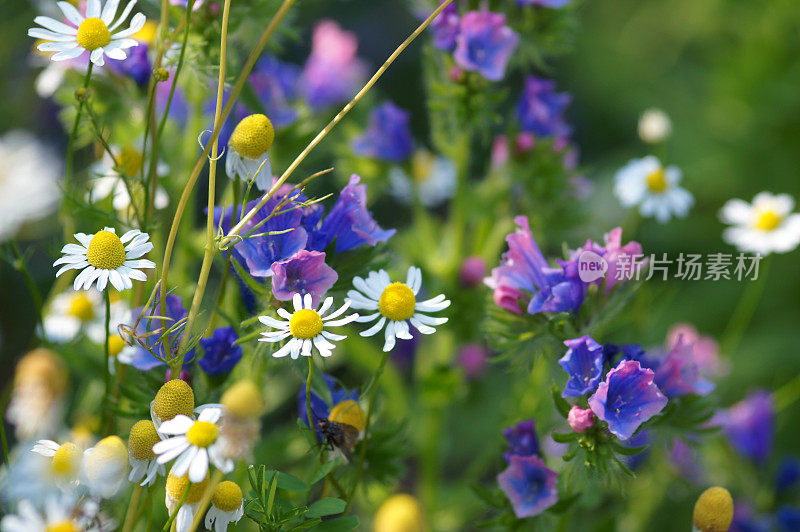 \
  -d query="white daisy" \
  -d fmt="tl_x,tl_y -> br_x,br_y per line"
225,114 -> 274,191
87,144 -> 170,214
205,481 -> 245,532
127,419 -> 166,487
719,192 -> 800,255
28,0 -> 146,67
152,406 -> 232,484
31,440 -> 83,489
81,435 -> 129,498
614,155 -> 694,223
41,289 -> 130,343
258,293 -> 359,359
637,108 -> 672,144
53,227 -> 155,292
0,495 -> 83,532
0,131 -> 61,242
347,266 -> 450,352
389,150 -> 457,207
